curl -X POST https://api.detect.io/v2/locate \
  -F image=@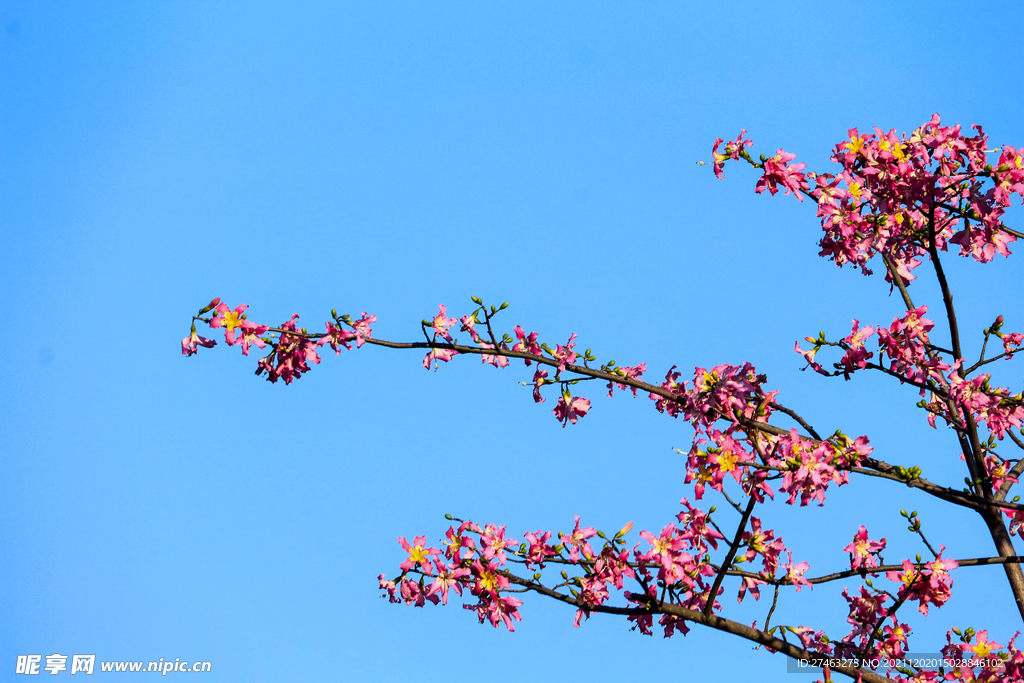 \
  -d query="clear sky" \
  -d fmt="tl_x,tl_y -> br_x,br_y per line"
2,1 -> 1022,681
